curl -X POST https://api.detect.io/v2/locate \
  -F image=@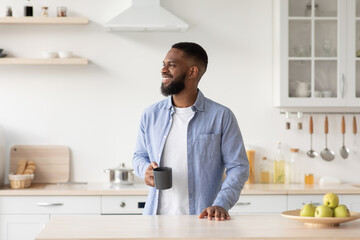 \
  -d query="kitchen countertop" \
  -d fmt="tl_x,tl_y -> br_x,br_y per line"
1,183 -> 360,196
36,215 -> 360,240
